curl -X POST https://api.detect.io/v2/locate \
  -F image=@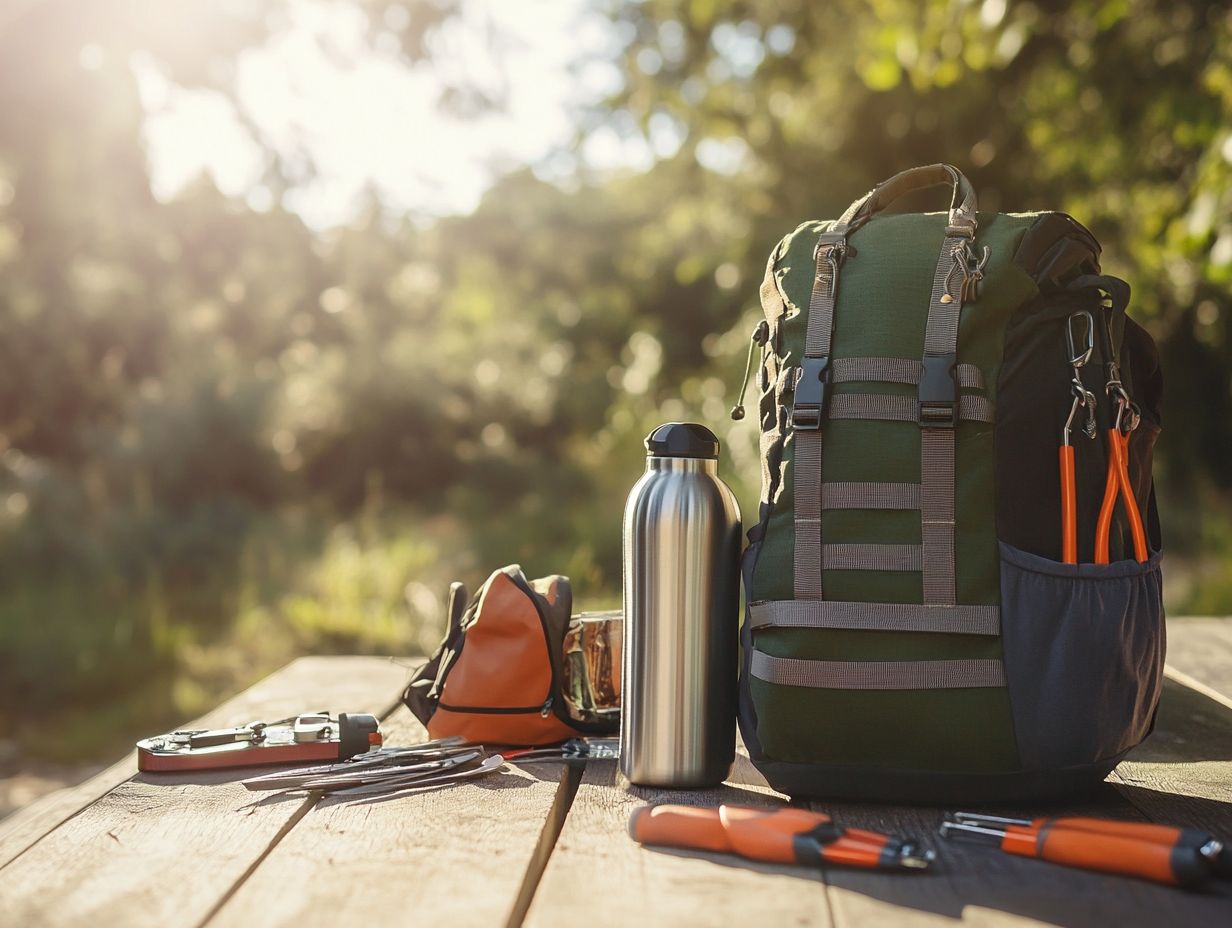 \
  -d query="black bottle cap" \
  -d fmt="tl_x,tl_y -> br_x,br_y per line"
644,422 -> 720,459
